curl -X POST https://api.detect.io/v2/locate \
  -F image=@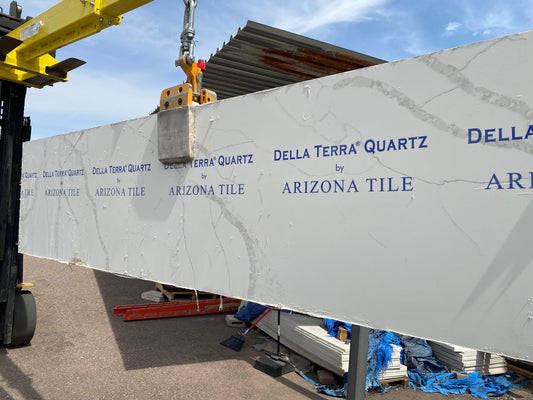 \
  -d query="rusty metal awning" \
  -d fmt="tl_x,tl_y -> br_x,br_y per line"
203,20 -> 386,100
